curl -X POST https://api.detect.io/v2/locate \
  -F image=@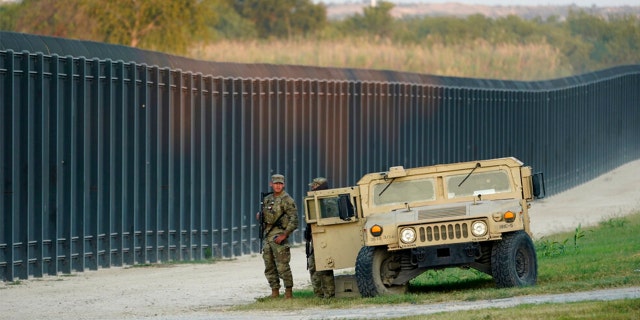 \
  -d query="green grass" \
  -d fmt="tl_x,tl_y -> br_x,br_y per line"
233,212 -> 640,316
396,299 -> 640,320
